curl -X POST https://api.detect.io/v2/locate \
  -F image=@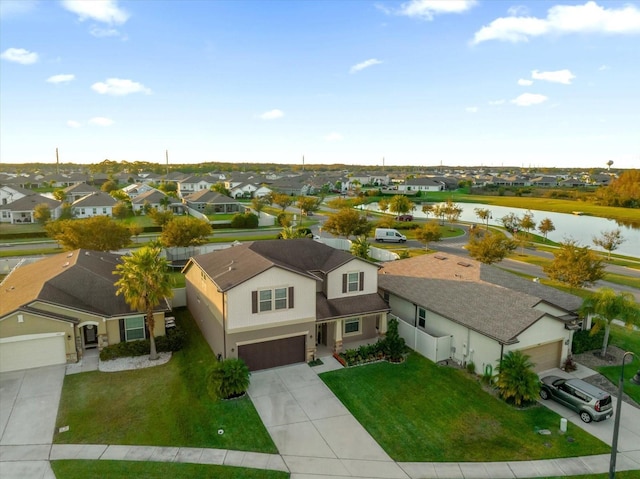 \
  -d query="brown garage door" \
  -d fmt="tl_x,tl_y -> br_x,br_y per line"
520,340 -> 562,373
238,335 -> 305,371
